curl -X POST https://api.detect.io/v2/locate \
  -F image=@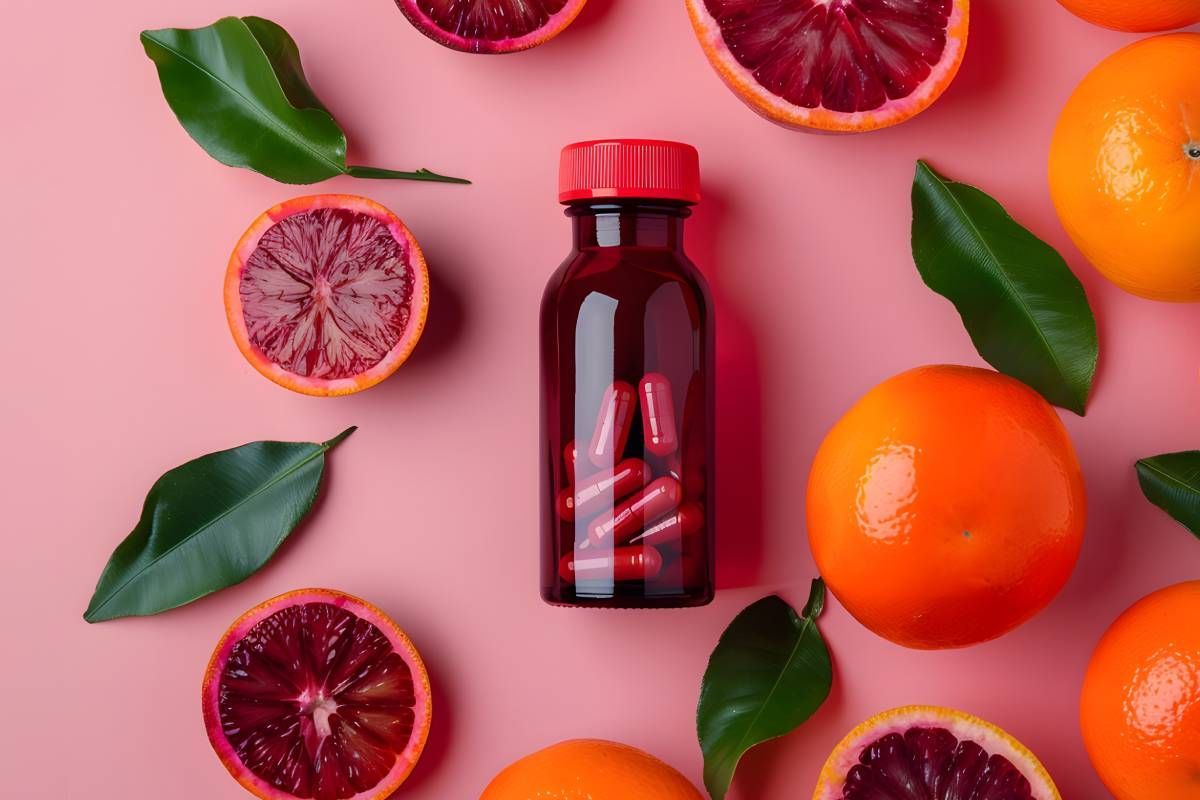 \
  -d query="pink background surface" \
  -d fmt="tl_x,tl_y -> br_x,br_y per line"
3,1 -> 1199,797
